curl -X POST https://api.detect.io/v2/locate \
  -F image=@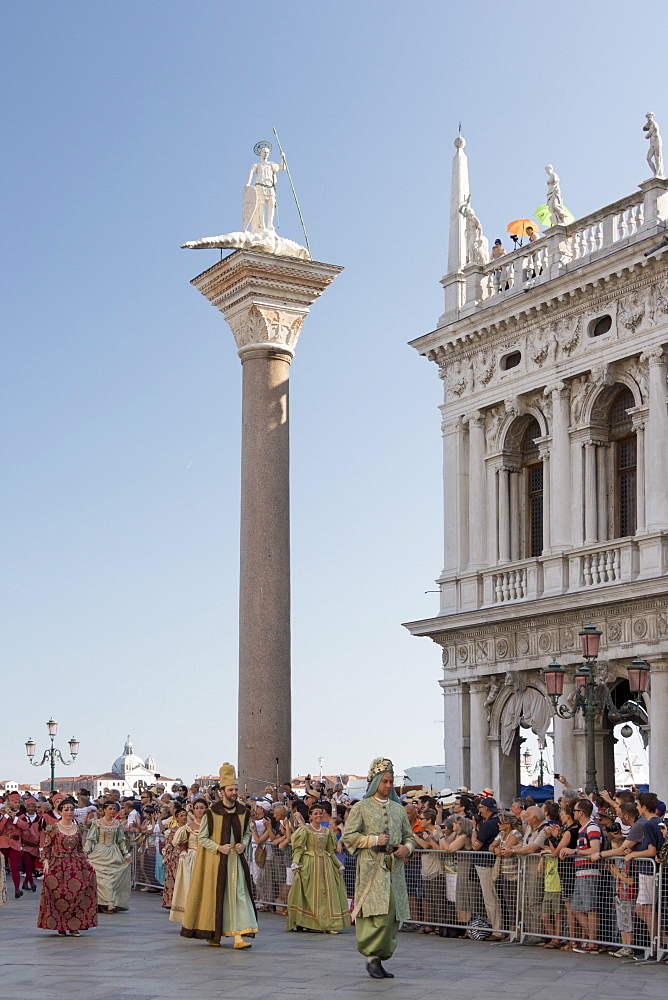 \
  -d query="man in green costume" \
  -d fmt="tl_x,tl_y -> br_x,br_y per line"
180,762 -> 257,949
343,758 -> 415,979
